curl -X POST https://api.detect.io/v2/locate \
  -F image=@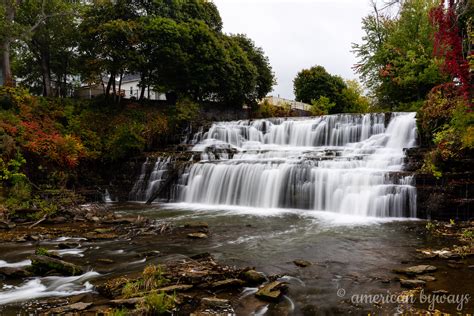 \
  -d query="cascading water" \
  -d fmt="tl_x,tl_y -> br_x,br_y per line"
129,157 -> 172,201
178,112 -> 418,217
